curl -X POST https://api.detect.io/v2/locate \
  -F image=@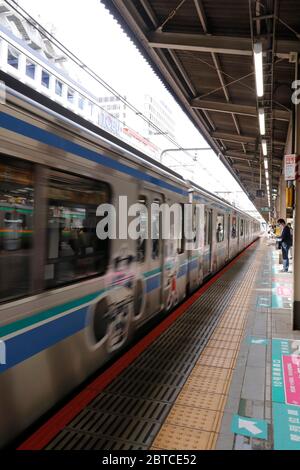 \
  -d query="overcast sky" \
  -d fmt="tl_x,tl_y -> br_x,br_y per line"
15,0 -> 261,216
